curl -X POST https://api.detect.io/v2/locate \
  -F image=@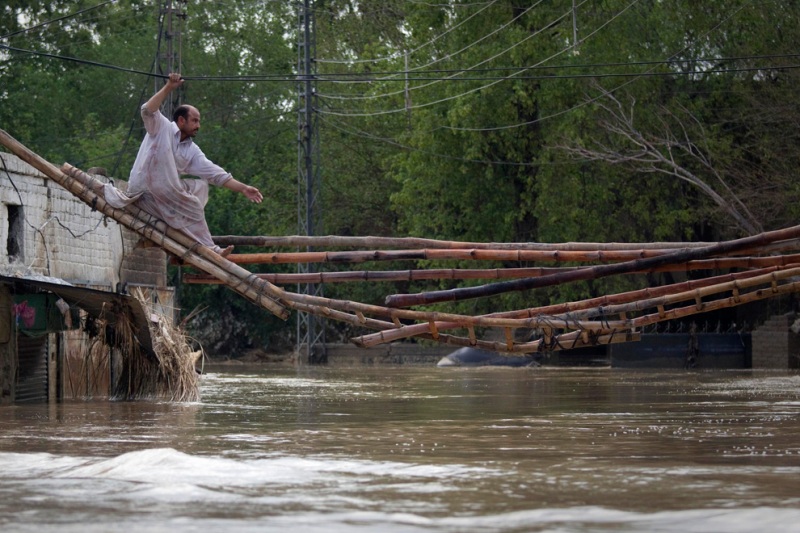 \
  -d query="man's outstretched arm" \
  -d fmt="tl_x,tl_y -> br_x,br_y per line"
223,177 -> 264,203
